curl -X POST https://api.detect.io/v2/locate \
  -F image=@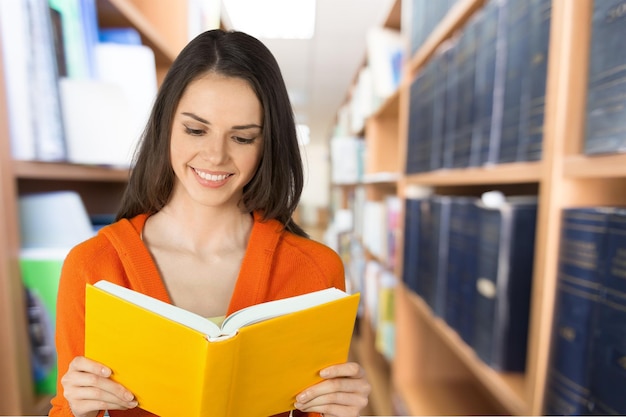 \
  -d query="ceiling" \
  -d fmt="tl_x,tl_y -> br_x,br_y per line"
223,0 -> 396,145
